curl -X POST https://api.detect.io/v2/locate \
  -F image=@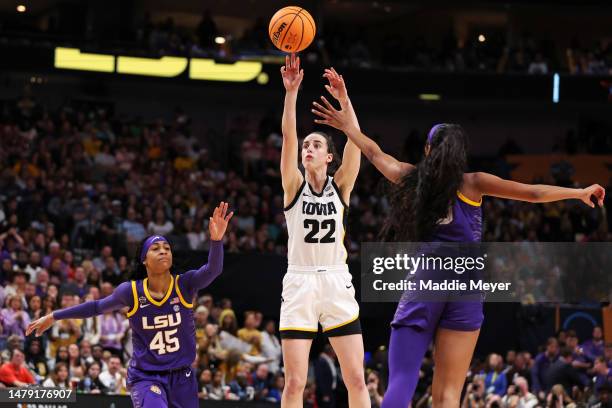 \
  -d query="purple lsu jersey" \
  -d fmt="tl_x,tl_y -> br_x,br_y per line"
431,191 -> 482,242
126,274 -> 196,371
392,191 -> 483,329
